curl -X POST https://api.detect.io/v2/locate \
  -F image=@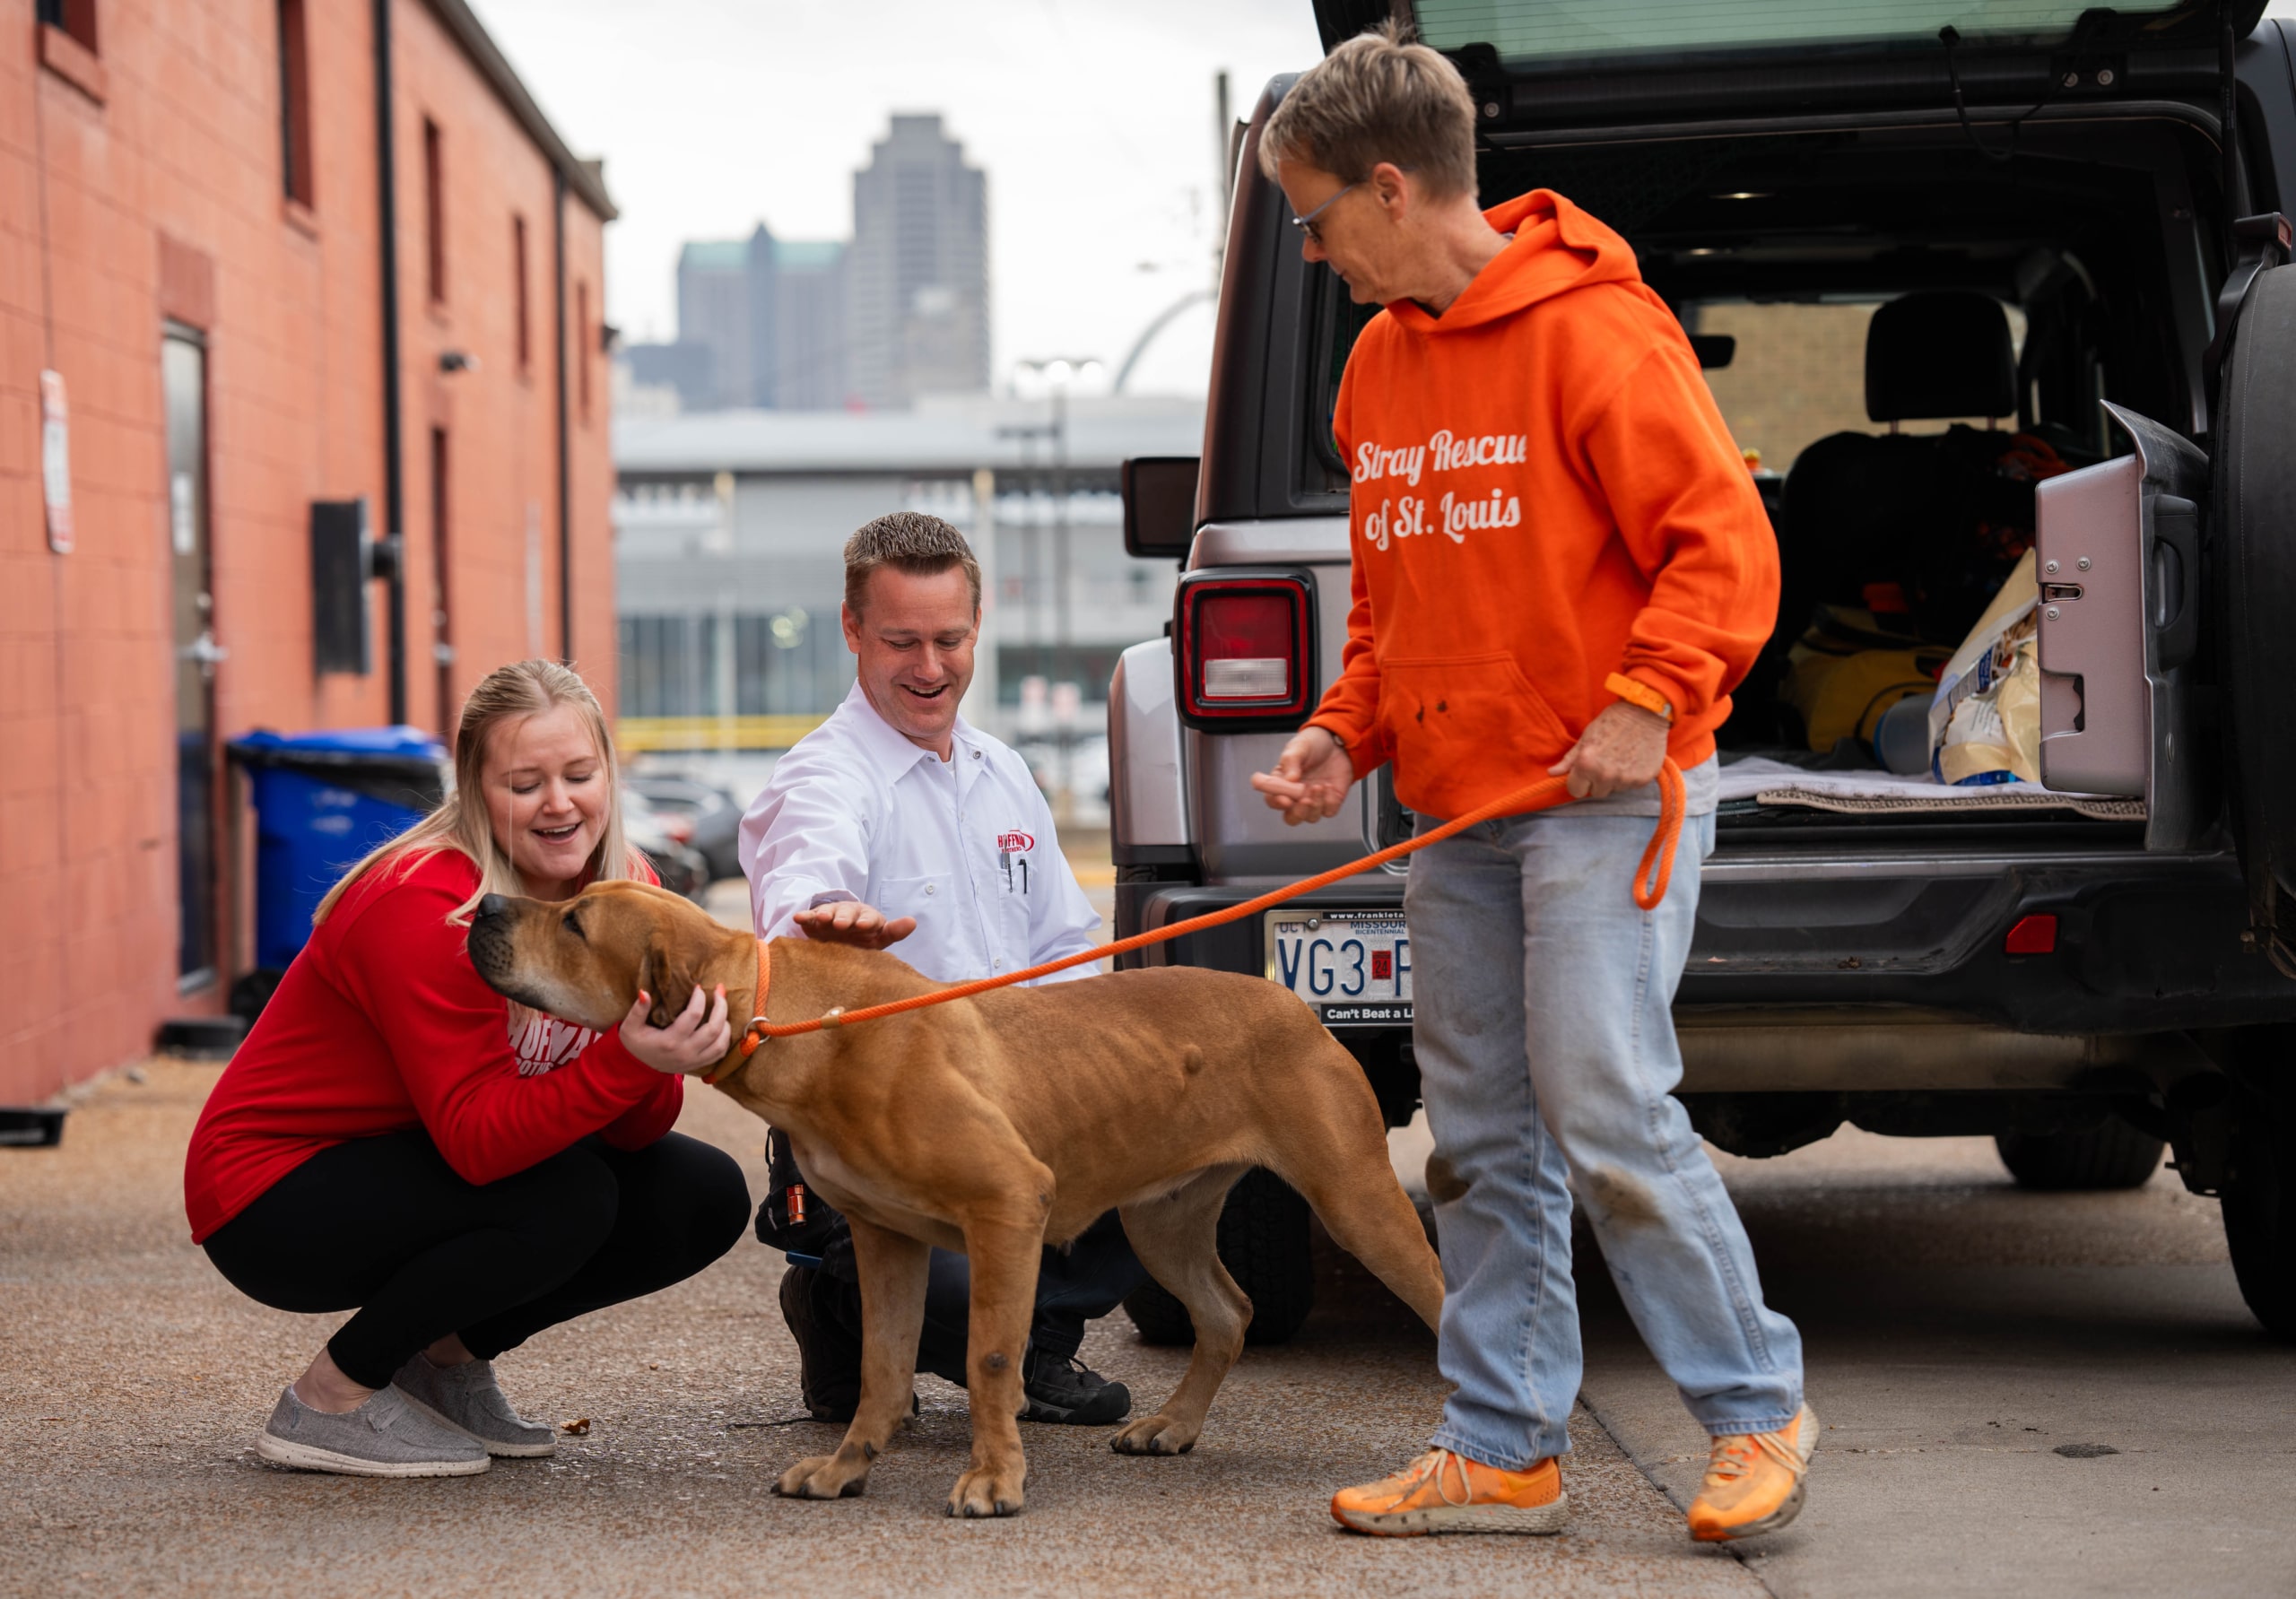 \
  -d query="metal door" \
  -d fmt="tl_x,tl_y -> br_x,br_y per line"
163,326 -> 222,987
2032,402 -> 2209,851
